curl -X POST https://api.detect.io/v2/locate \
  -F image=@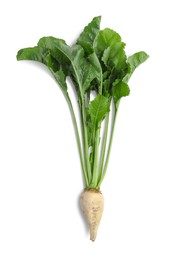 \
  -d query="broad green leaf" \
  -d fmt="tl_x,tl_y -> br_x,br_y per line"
88,52 -> 102,77
77,16 -> 101,55
38,37 -> 70,74
17,44 -> 68,96
102,42 -> 127,71
38,37 -> 98,94
82,63 -> 99,93
88,94 -> 110,127
123,51 -> 149,83
108,65 -> 128,87
94,28 -> 122,57
112,80 -> 130,103
71,45 -> 99,93
101,42 -> 128,96
128,51 -> 149,73
17,46 -> 47,64
87,94 -> 110,150
94,28 -> 127,93
87,52 -> 102,91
